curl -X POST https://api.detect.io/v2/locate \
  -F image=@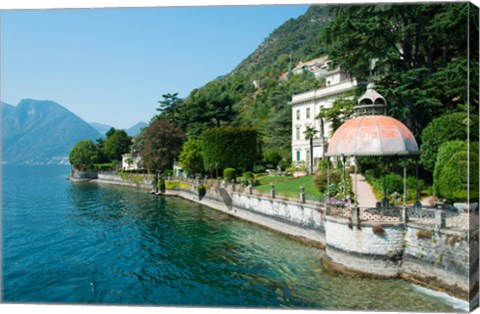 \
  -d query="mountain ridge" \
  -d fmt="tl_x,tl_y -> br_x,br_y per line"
2,99 -> 103,165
